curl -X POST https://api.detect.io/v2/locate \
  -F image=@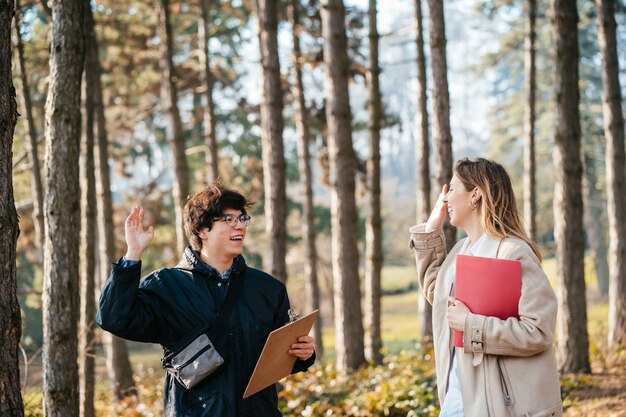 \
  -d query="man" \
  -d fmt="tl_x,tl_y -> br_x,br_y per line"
97,182 -> 316,416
